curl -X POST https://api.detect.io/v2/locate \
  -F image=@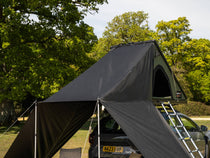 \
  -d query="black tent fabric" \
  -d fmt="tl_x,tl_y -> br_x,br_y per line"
5,40 -> 191,158
5,102 -> 95,158
102,100 -> 190,158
